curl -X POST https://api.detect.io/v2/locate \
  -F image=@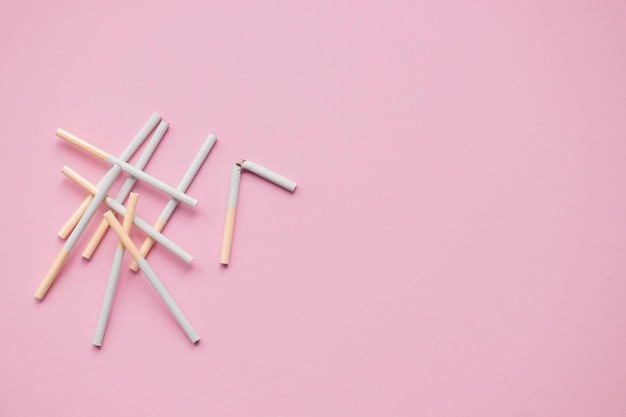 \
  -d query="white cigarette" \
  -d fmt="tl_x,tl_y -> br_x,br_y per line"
83,121 -> 168,259
103,211 -> 200,343
112,157 -> 198,207
219,164 -> 242,265
61,166 -> 193,264
93,193 -> 140,347
241,160 -> 296,192
130,134 -> 216,271
56,128 -> 198,207
35,113 -> 160,300
56,113 -> 161,240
